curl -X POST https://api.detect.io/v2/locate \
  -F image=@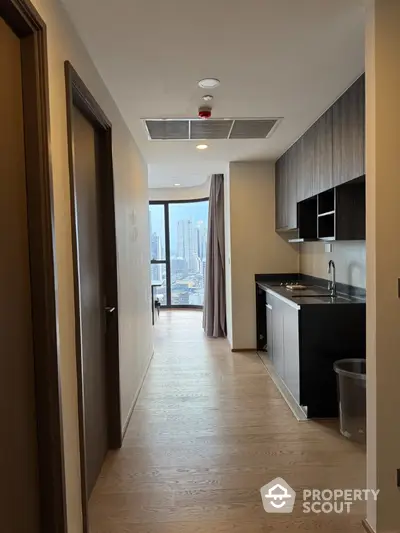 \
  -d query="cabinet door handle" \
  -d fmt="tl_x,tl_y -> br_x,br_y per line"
266,304 -> 272,310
